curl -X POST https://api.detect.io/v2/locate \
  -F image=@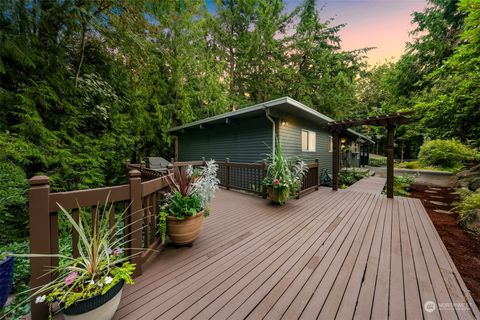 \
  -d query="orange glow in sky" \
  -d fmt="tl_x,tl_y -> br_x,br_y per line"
286,0 -> 428,65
